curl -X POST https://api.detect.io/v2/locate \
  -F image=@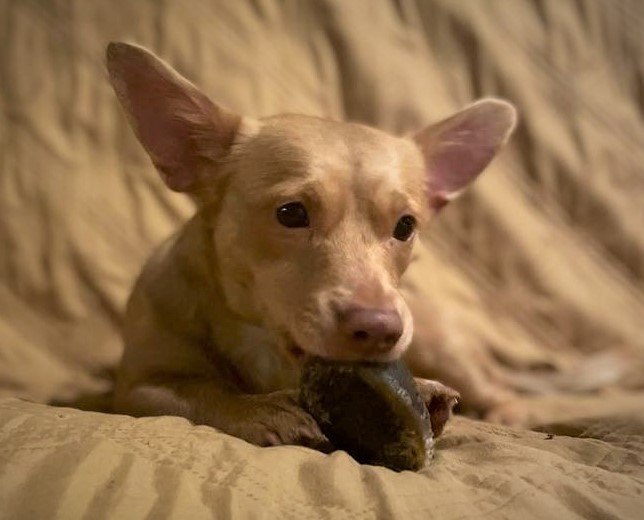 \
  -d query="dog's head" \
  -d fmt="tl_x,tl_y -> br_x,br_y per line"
107,42 -> 516,363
